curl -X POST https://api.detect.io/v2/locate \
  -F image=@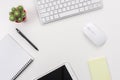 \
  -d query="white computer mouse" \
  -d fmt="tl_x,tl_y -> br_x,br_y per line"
83,23 -> 107,46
